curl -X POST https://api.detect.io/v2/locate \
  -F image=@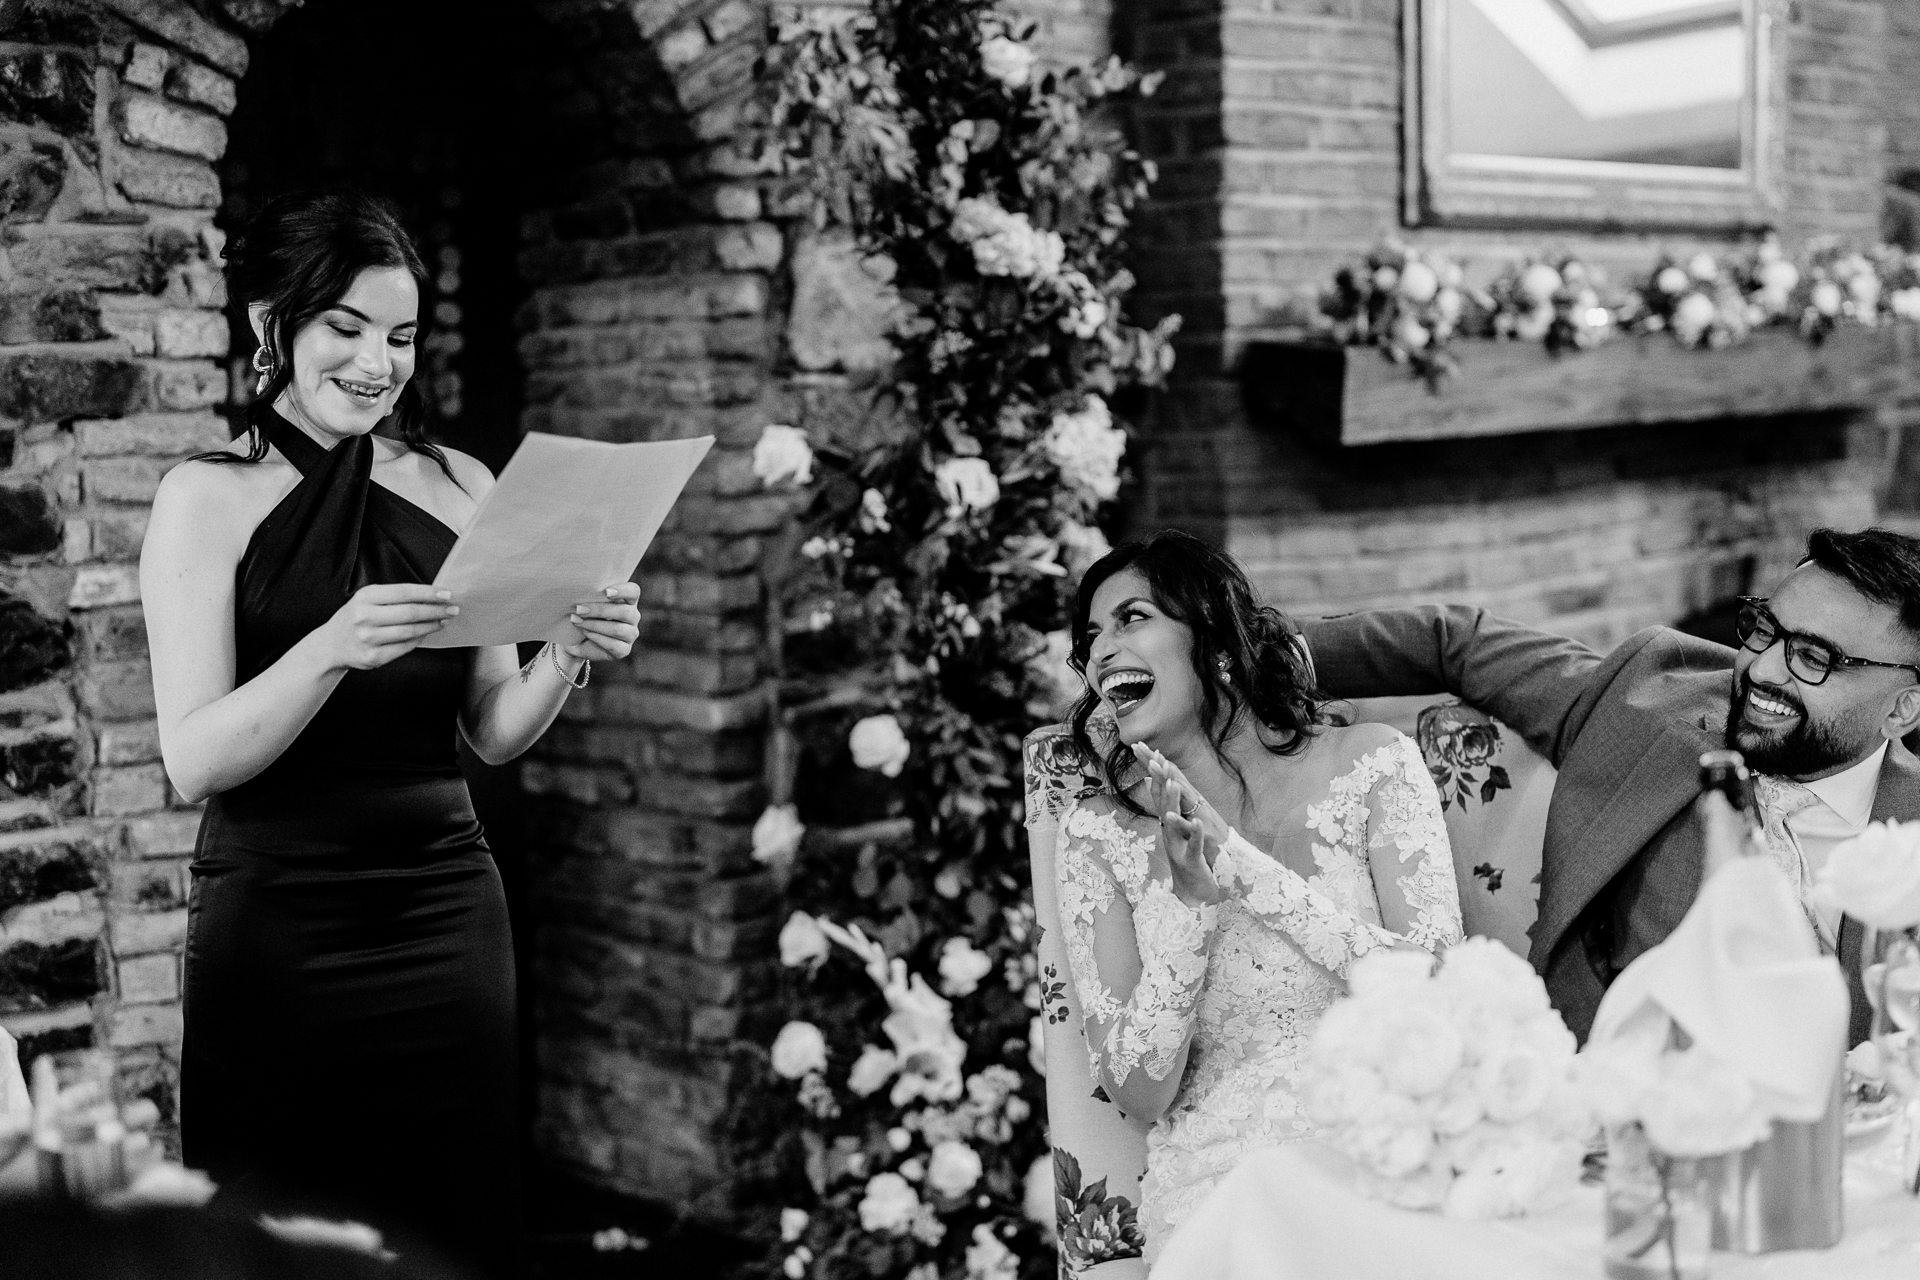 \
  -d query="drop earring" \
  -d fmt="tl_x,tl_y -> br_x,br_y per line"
252,343 -> 275,396
1217,657 -> 1232,684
